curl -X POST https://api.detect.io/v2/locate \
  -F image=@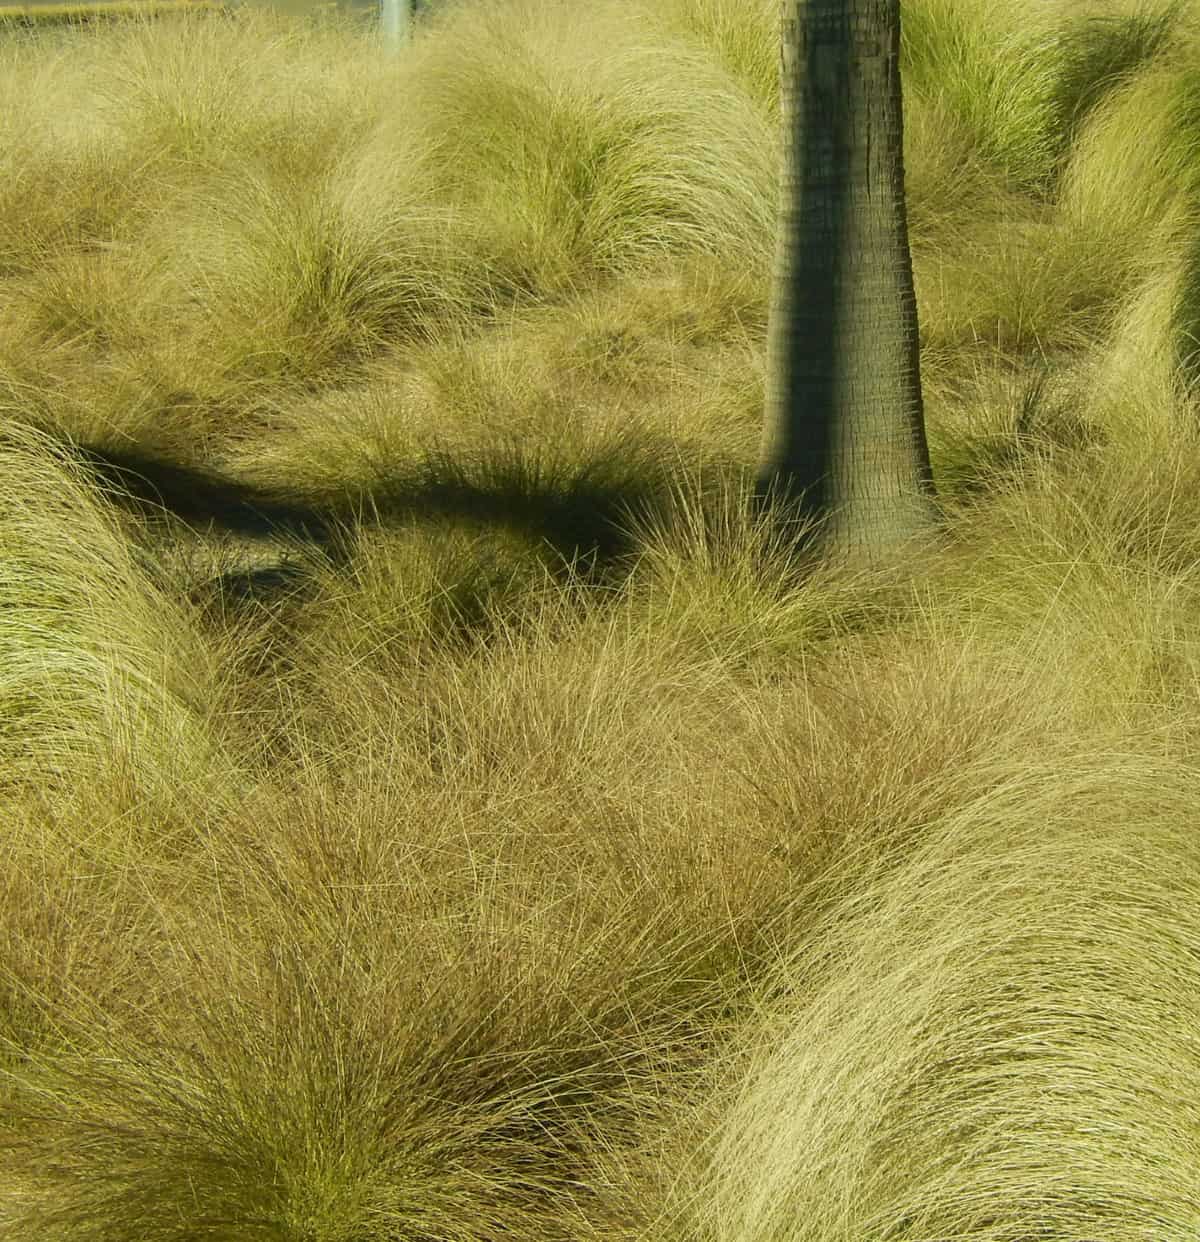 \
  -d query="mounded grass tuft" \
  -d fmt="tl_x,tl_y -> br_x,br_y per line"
900,0 -> 1185,196
0,419 -> 221,801
657,743 -> 1200,1240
